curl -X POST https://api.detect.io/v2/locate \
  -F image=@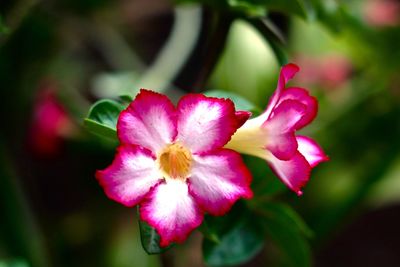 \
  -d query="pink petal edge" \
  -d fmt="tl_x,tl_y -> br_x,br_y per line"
267,151 -> 311,196
139,180 -> 203,247
296,135 -> 329,168
177,94 -> 239,154
264,63 -> 301,119
278,87 -> 318,130
188,149 -> 253,216
235,110 -> 252,128
96,145 -> 161,207
117,89 -> 177,153
264,100 -> 307,160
